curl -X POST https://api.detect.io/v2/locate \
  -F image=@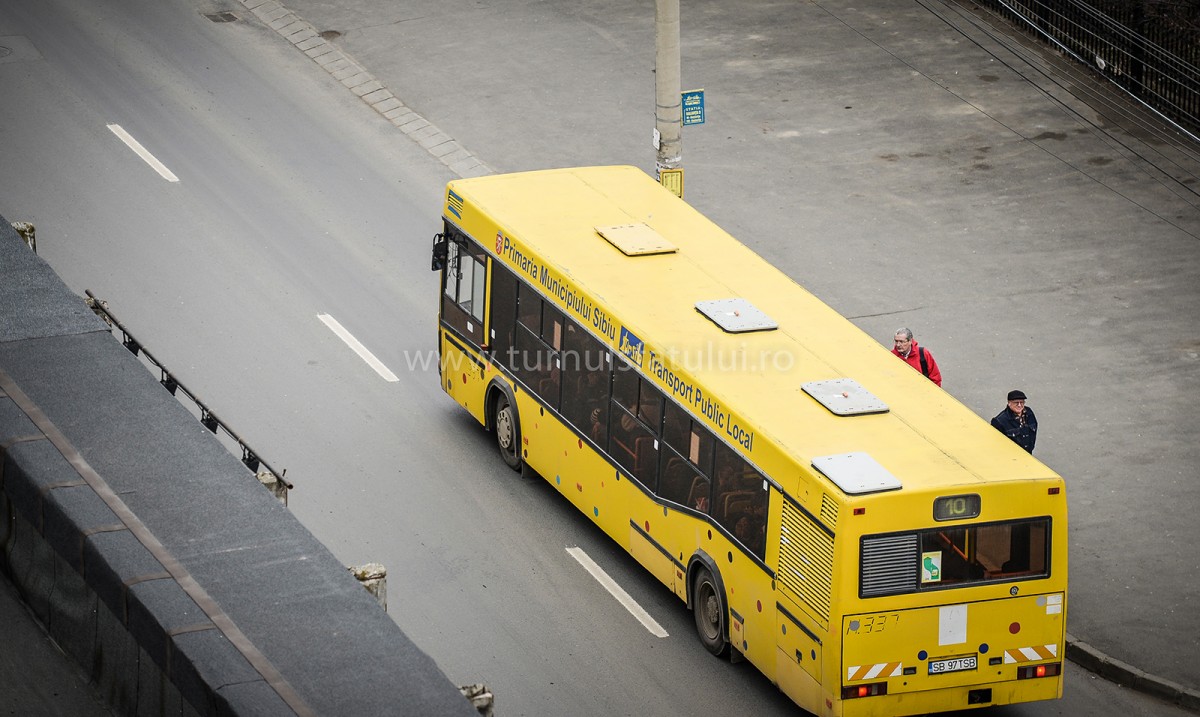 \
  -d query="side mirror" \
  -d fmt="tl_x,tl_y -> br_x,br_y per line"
431,233 -> 448,271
